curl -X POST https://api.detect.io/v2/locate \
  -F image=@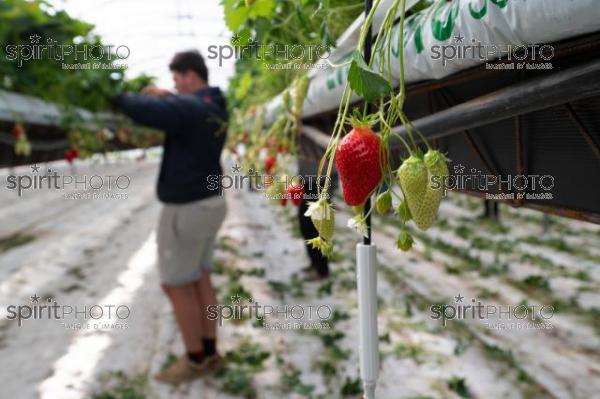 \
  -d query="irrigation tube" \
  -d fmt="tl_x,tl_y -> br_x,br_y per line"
357,0 -> 379,398
357,243 -> 379,399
